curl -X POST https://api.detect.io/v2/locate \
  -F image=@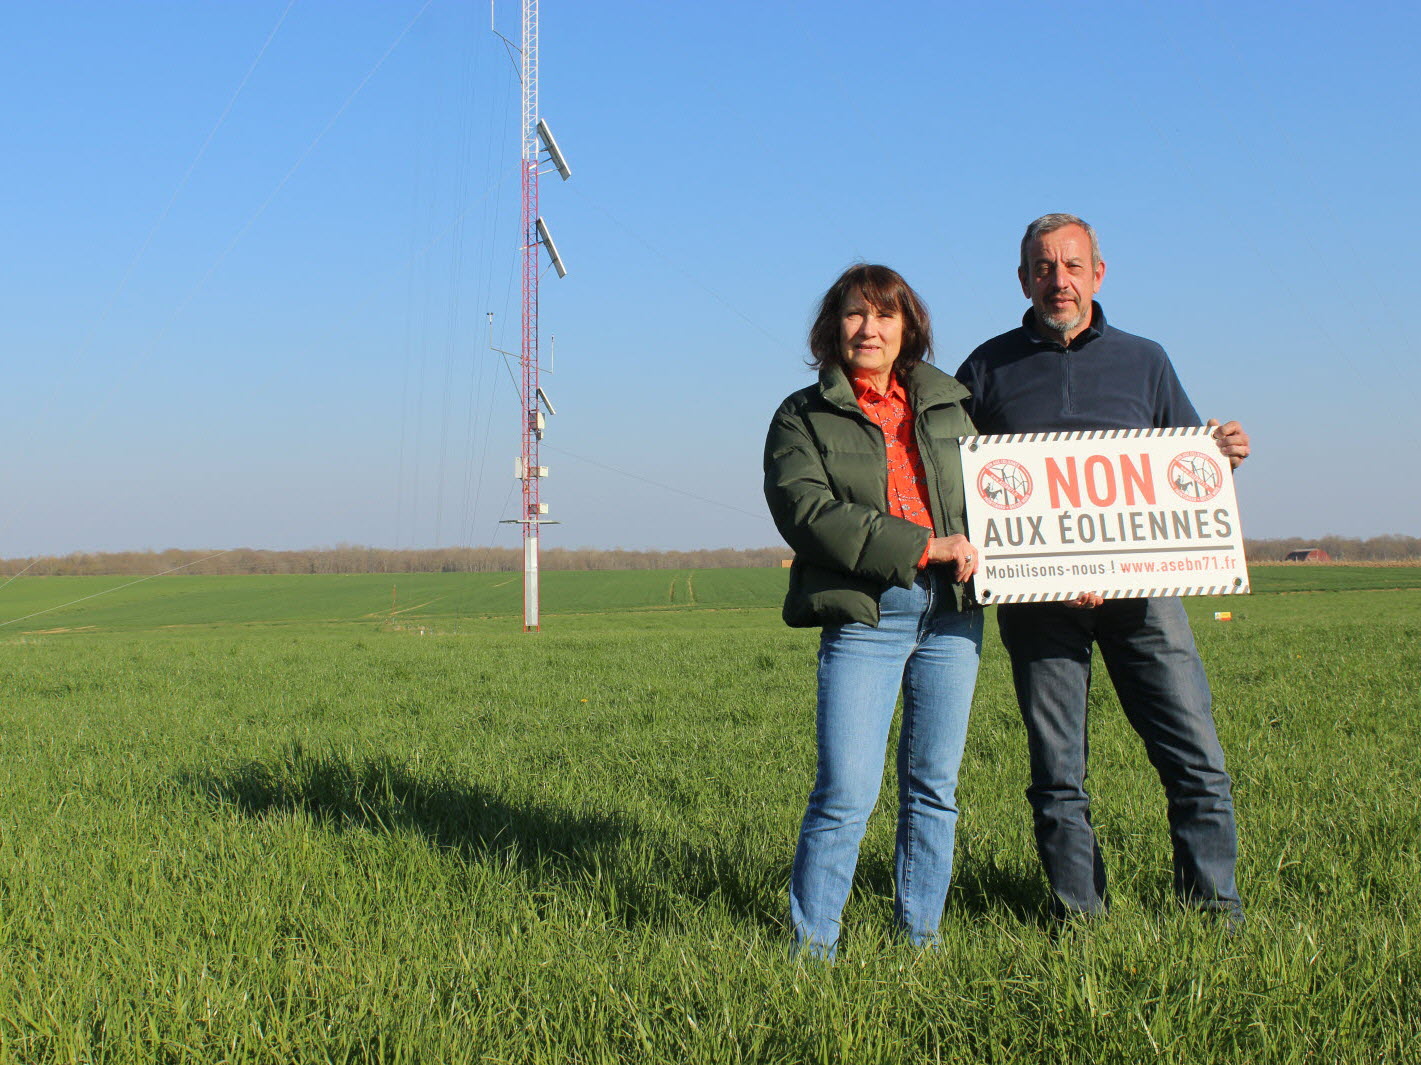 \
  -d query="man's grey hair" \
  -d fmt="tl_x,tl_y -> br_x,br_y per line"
1019,213 -> 1101,273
